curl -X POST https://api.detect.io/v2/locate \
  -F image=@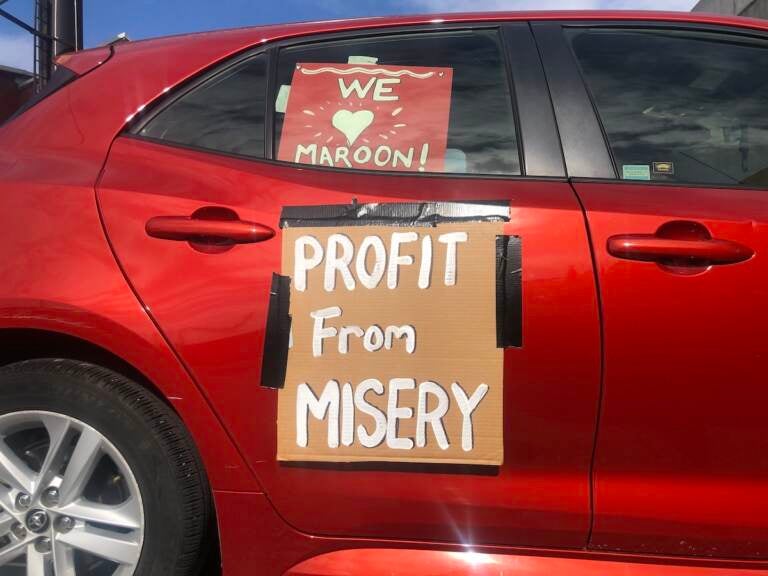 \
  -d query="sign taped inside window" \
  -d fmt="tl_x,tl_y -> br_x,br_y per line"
277,62 -> 453,172
275,85 -> 291,114
622,164 -> 651,181
270,202 -> 512,466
